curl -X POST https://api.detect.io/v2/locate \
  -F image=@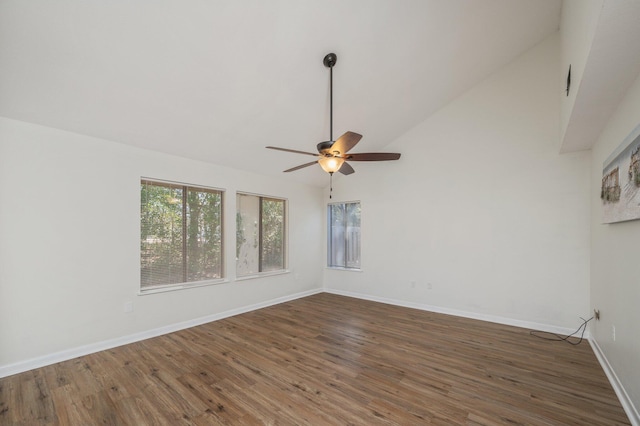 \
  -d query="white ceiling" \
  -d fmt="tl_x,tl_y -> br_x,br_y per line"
0,0 -> 561,186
